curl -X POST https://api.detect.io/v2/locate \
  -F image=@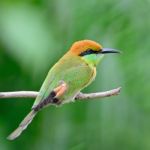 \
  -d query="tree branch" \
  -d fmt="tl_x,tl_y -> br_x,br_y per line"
75,87 -> 121,100
0,91 -> 38,99
0,87 -> 121,101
